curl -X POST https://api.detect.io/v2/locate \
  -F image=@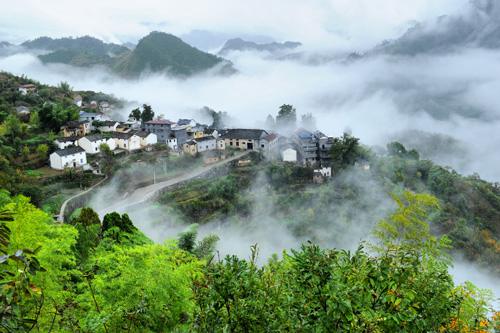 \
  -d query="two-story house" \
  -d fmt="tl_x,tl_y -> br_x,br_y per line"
78,134 -> 108,154
61,121 -> 91,137
142,119 -> 174,143
220,129 -> 269,151
49,146 -> 87,170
